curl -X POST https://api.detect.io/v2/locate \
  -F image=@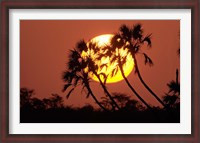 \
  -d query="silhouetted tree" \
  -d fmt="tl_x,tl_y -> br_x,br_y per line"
43,94 -> 64,109
177,31 -> 180,56
163,69 -> 180,108
167,69 -> 180,95
62,41 -> 108,111
80,104 -> 94,112
87,50 -> 120,110
124,99 -> 143,111
50,94 -> 64,108
100,97 -> 113,110
43,98 -> 53,109
103,44 -> 151,109
100,93 -> 142,111
20,89 -> 179,123
84,42 -> 120,110
20,88 -> 35,108
20,88 -> 64,110
100,33 -> 151,108
31,97 -> 45,110
20,88 -> 43,111
64,40 -> 120,110
112,93 -> 131,108
107,24 -> 165,107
